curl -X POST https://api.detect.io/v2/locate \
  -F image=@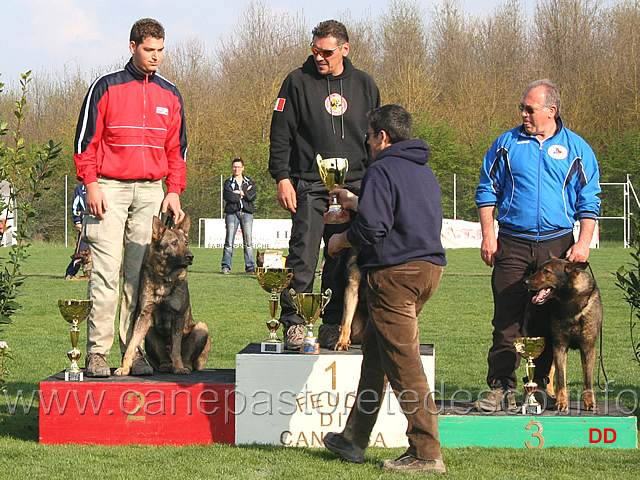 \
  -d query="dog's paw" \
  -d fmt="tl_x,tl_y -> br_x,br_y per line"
157,362 -> 172,372
114,367 -> 130,376
556,400 -> 568,412
173,366 -> 193,375
334,341 -> 350,351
